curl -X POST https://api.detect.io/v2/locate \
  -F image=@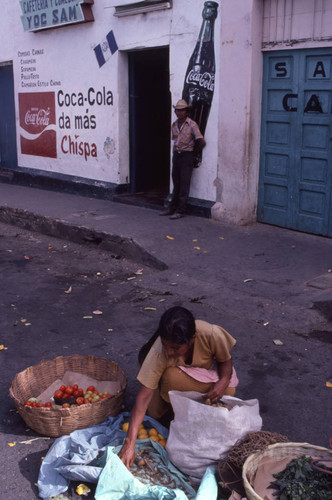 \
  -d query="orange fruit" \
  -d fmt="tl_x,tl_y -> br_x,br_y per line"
137,430 -> 148,439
